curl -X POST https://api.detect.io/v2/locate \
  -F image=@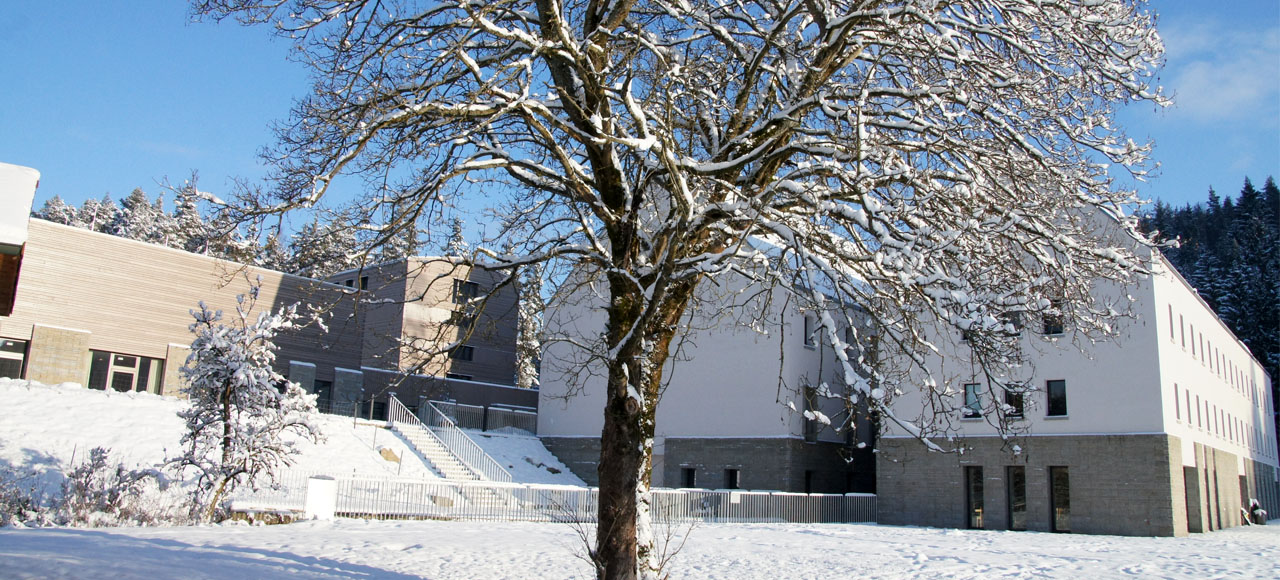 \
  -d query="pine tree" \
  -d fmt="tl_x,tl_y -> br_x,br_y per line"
169,185 -> 210,254
442,217 -> 467,257
287,217 -> 363,278
514,261 -> 544,390
79,195 -> 119,233
109,188 -> 167,243
31,196 -> 81,226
